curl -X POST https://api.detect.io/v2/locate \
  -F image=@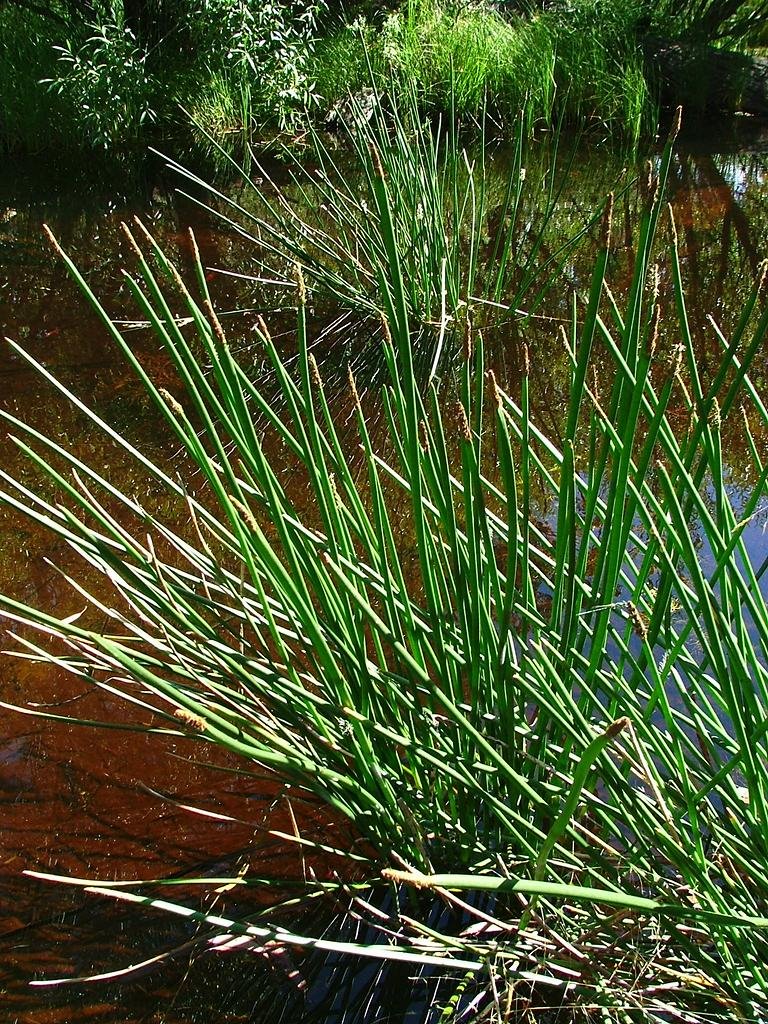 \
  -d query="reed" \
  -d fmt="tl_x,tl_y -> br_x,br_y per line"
3,109 -> 768,1019
165,82 -> 590,373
